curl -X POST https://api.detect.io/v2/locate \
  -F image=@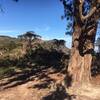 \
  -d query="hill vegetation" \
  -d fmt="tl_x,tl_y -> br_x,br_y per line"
0,35 -> 70,79
0,36 -> 21,55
